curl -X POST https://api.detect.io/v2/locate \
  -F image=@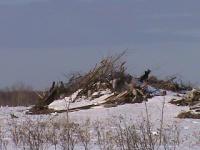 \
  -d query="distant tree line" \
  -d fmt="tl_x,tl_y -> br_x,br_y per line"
0,83 -> 40,106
